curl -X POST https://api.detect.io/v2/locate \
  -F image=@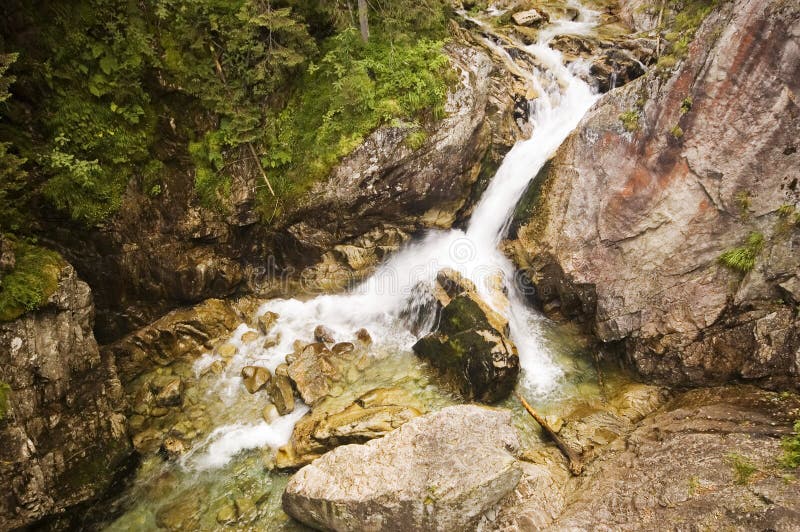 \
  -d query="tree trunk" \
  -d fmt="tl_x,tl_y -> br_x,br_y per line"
357,0 -> 370,42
